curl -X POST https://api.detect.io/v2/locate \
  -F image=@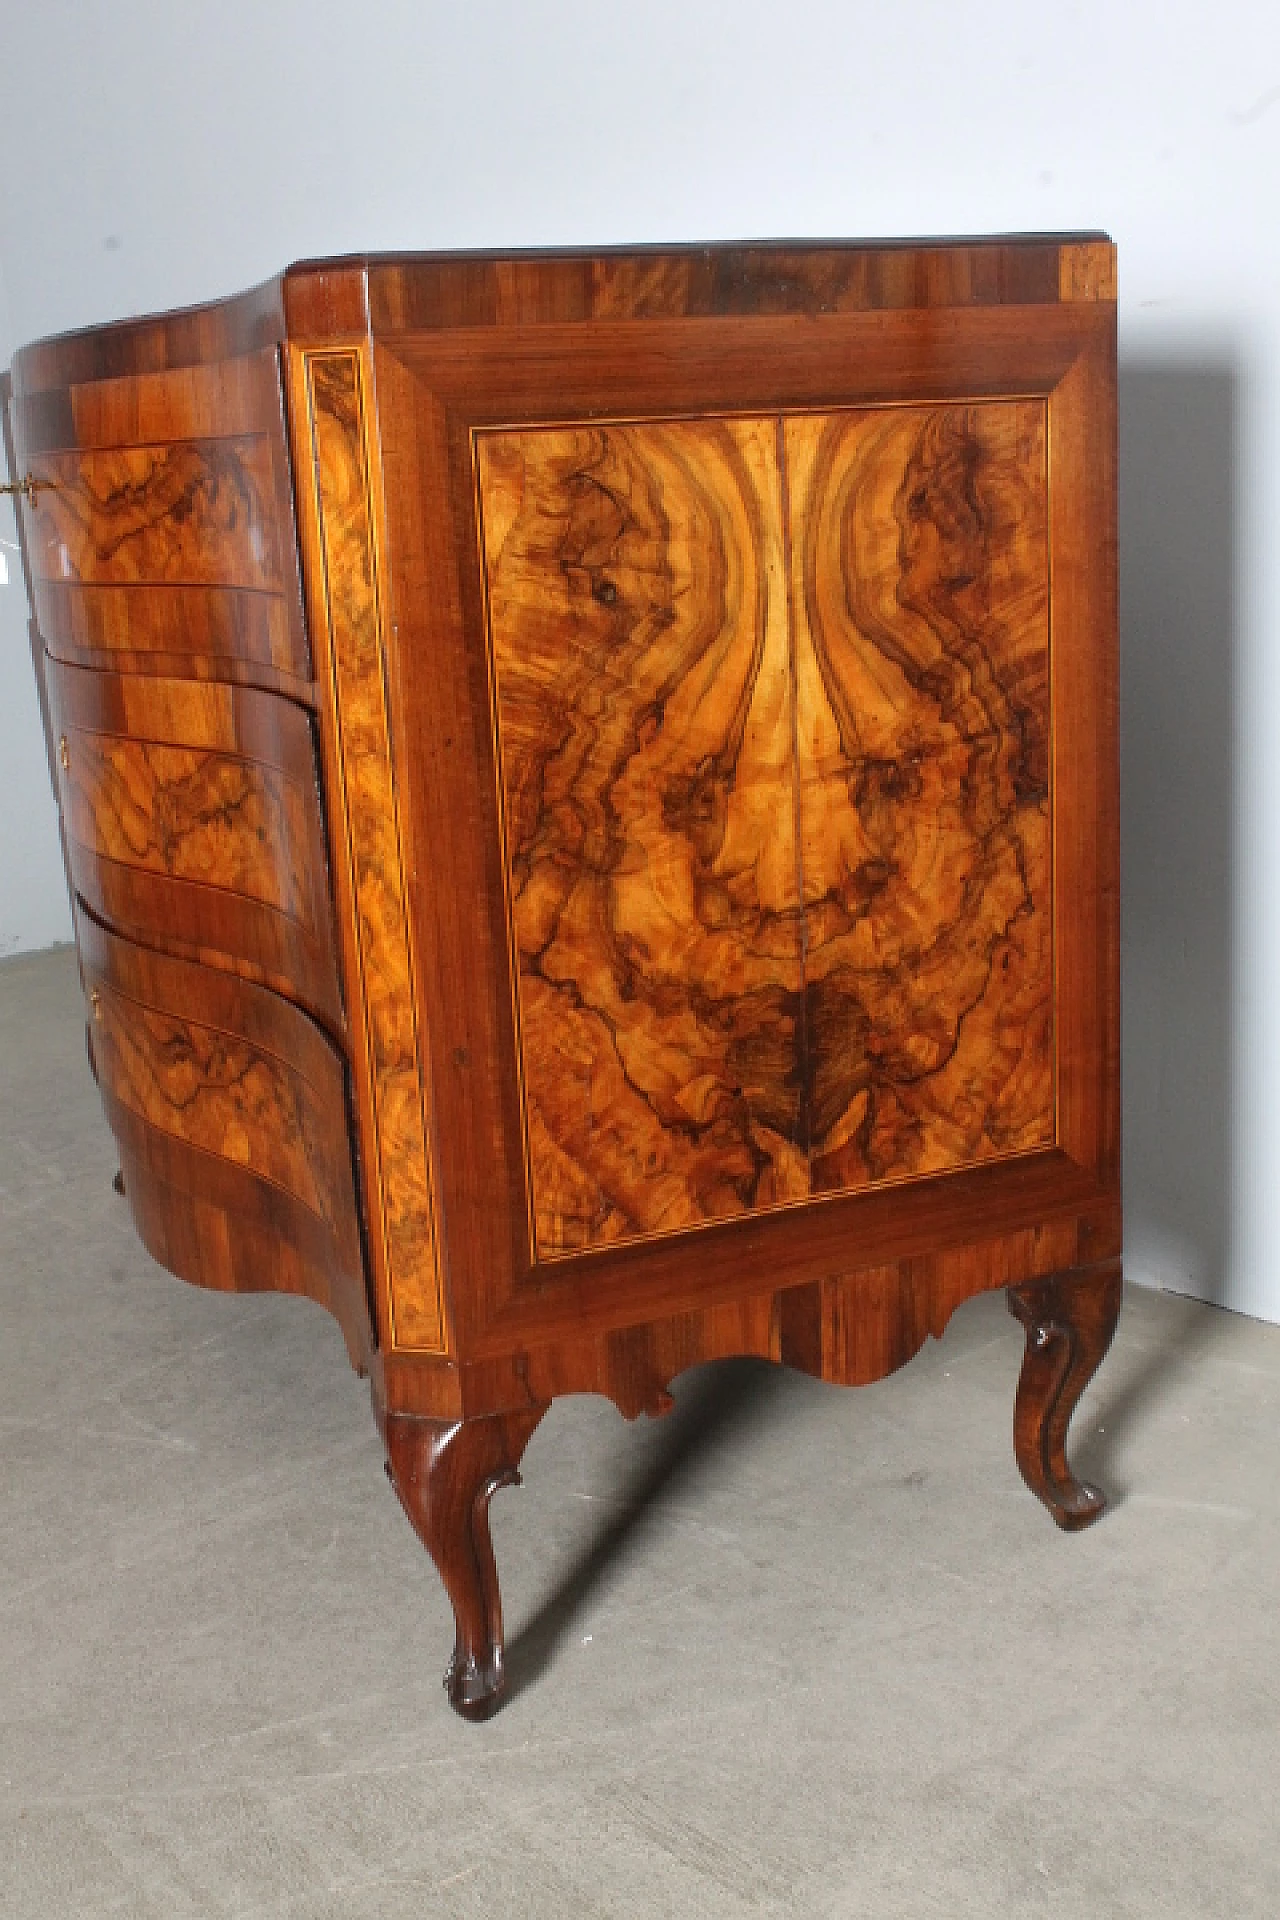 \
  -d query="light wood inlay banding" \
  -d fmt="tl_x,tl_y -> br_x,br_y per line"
302,350 -> 445,1352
